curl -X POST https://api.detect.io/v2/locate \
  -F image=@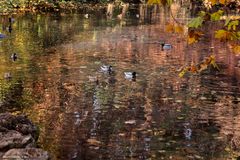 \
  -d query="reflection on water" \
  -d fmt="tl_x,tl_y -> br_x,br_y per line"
0,4 -> 240,160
